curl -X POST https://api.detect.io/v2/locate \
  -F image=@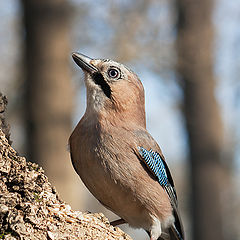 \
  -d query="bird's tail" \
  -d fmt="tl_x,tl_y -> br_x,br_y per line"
168,225 -> 183,240
157,208 -> 184,240
155,225 -> 183,240
148,208 -> 184,240
168,208 -> 184,240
